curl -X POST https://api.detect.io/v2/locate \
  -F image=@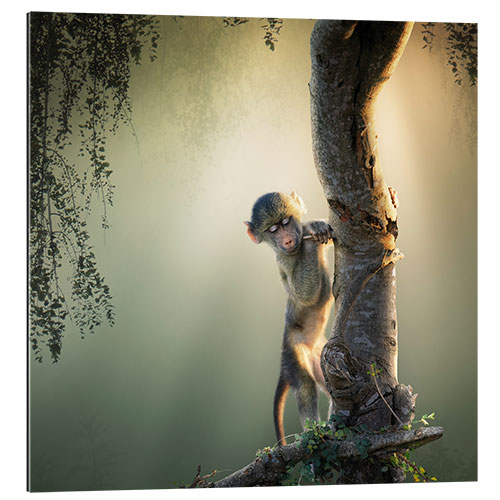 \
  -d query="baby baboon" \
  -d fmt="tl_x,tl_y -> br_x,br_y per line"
245,191 -> 334,445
